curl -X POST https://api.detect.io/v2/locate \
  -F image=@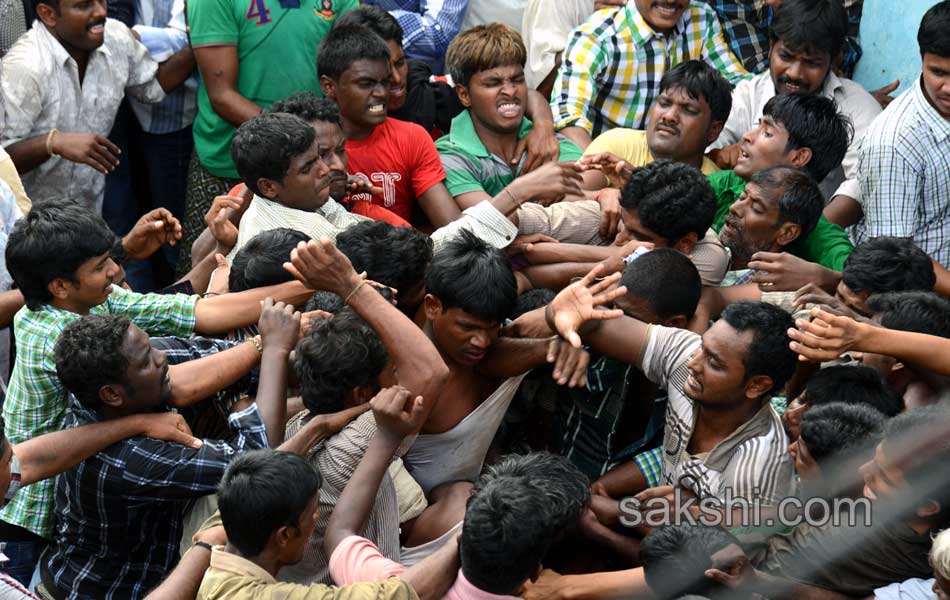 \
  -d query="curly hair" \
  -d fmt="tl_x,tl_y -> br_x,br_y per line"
336,220 -> 433,294
270,92 -> 342,126
54,314 -> 132,410
231,113 -> 315,197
